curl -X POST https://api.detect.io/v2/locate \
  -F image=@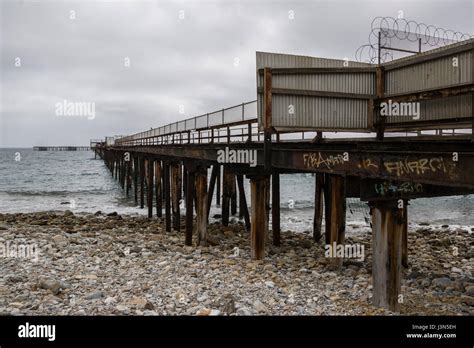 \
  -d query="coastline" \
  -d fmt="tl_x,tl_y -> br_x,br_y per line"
0,211 -> 472,316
